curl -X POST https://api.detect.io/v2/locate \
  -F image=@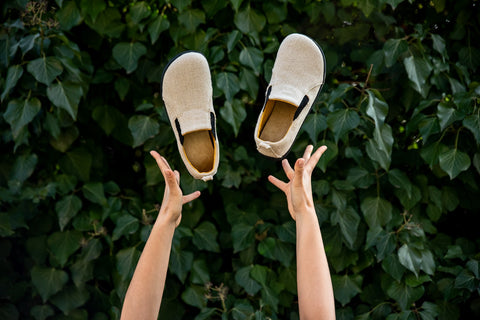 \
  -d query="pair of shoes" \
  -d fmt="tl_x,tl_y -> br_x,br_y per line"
161,33 -> 326,181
